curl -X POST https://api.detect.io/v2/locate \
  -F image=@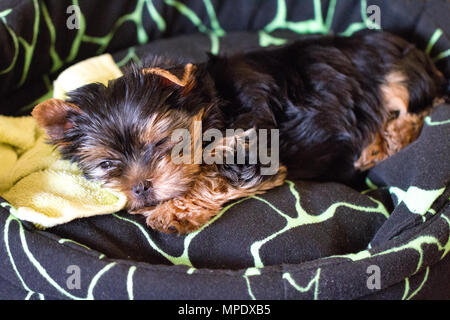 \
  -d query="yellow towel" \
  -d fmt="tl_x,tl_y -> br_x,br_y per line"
0,54 -> 127,227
